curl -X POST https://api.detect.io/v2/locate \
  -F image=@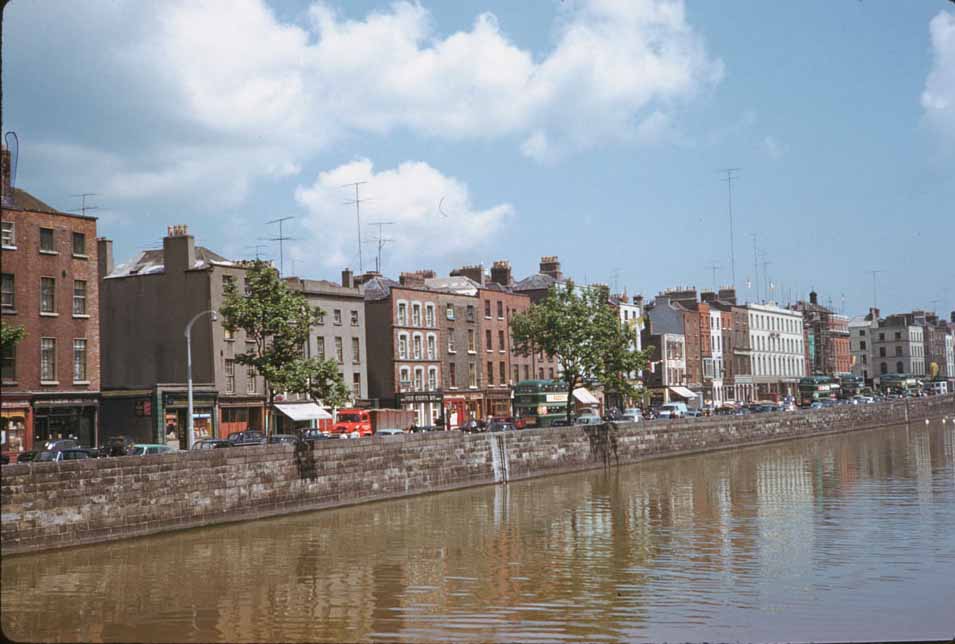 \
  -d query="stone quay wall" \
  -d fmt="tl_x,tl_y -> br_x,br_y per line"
3,394 -> 953,556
